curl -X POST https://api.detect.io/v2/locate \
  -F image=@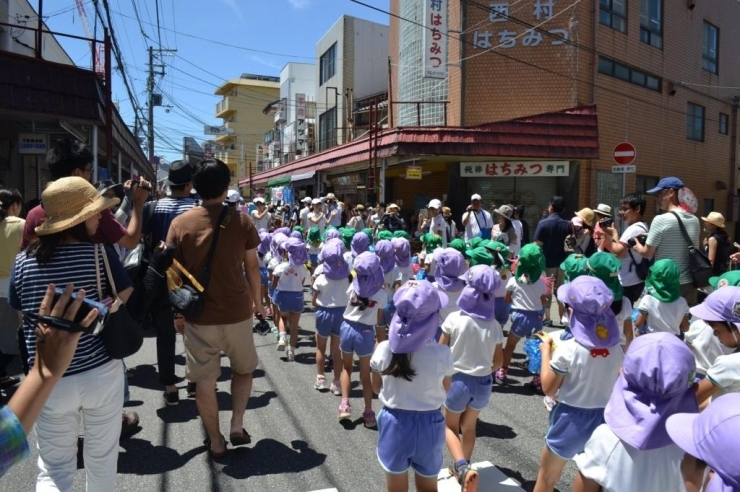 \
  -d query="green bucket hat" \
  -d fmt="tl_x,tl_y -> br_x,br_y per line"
586,252 -> 623,301
466,247 -> 494,266
467,237 -> 484,250
292,225 -> 304,234
340,227 -> 355,250
363,228 -> 375,244
392,230 -> 411,240
377,230 -> 393,241
561,254 -> 588,283
421,233 -> 442,253
514,243 -> 545,284
644,258 -> 681,303
482,241 -> 510,269
709,270 -> 740,289
307,226 -> 321,244
449,238 -> 467,256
